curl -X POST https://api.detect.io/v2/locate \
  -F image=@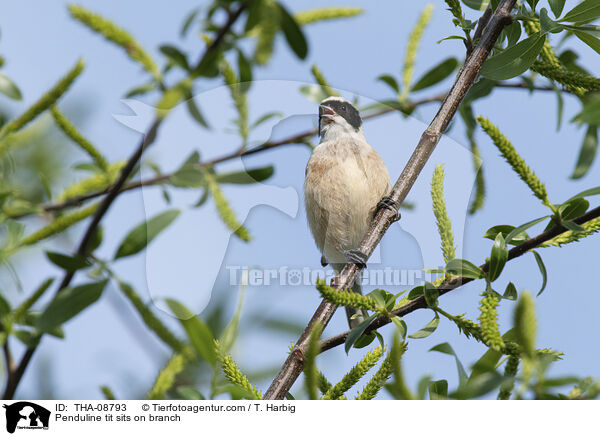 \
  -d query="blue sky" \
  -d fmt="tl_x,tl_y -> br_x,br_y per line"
1,0 -> 599,399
